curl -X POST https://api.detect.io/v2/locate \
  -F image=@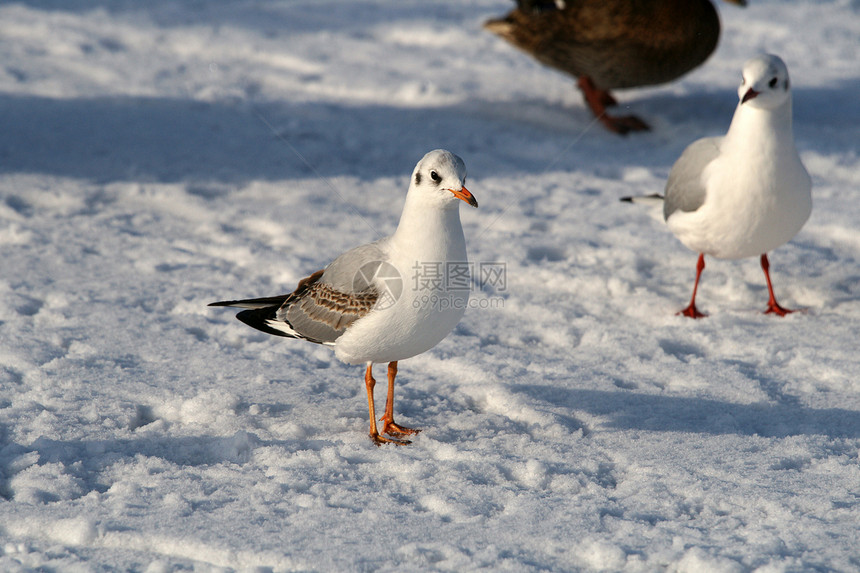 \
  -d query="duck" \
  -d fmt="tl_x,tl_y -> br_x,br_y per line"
484,0 -> 746,134
662,54 -> 811,317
